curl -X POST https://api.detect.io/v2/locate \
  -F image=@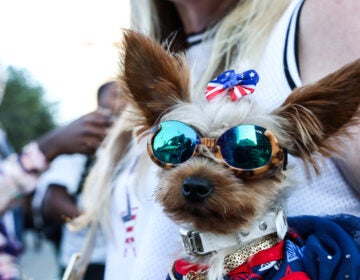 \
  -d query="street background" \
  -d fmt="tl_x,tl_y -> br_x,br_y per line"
20,230 -> 59,280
